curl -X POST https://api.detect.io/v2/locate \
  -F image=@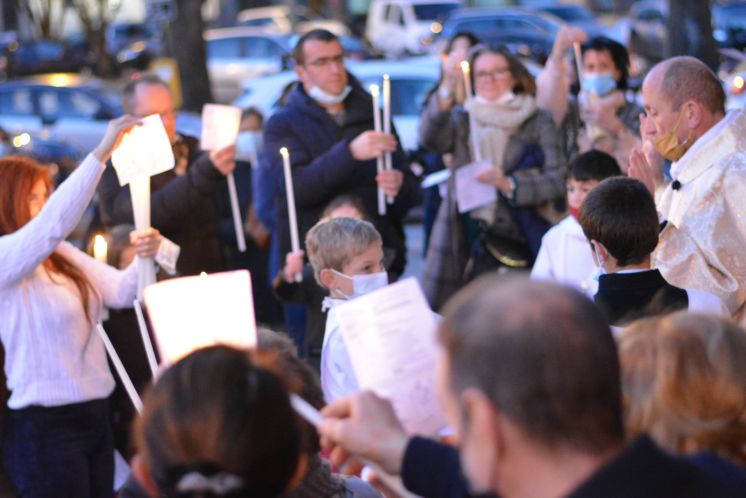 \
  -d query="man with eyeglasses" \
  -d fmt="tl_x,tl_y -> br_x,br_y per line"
97,73 -> 236,275
263,29 -> 420,283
